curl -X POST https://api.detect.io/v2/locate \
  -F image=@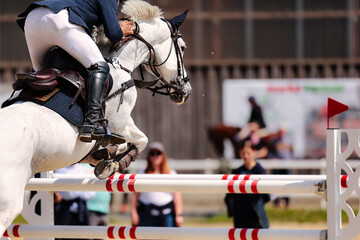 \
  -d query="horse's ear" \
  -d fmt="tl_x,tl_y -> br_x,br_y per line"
169,10 -> 189,30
